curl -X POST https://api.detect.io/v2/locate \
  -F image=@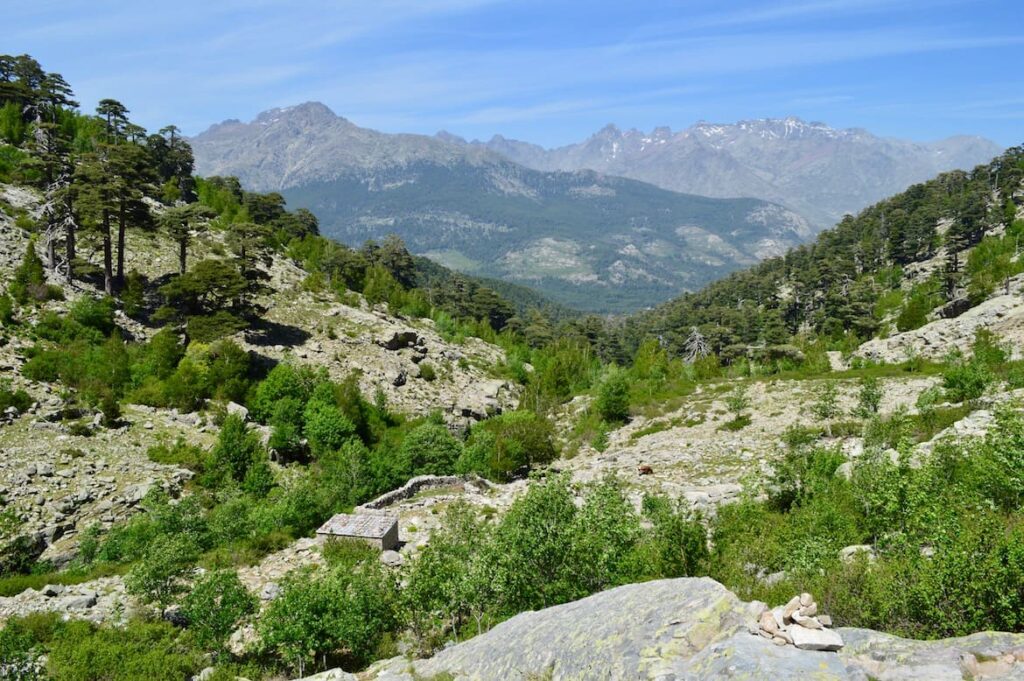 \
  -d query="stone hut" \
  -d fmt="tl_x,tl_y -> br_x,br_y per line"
315,512 -> 400,551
